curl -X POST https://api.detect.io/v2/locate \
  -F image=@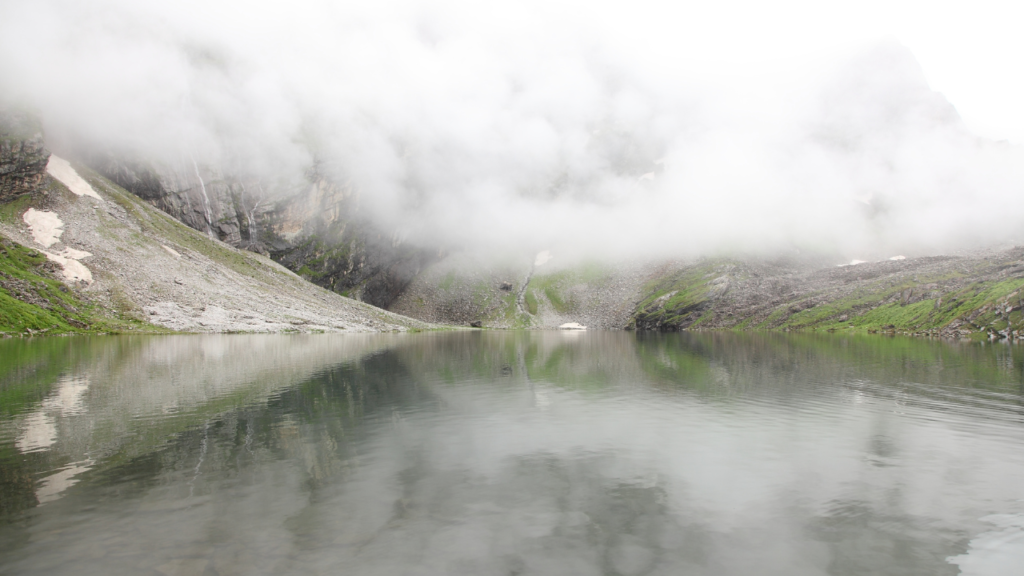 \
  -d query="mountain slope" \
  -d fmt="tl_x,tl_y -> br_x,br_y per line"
0,156 -> 431,335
